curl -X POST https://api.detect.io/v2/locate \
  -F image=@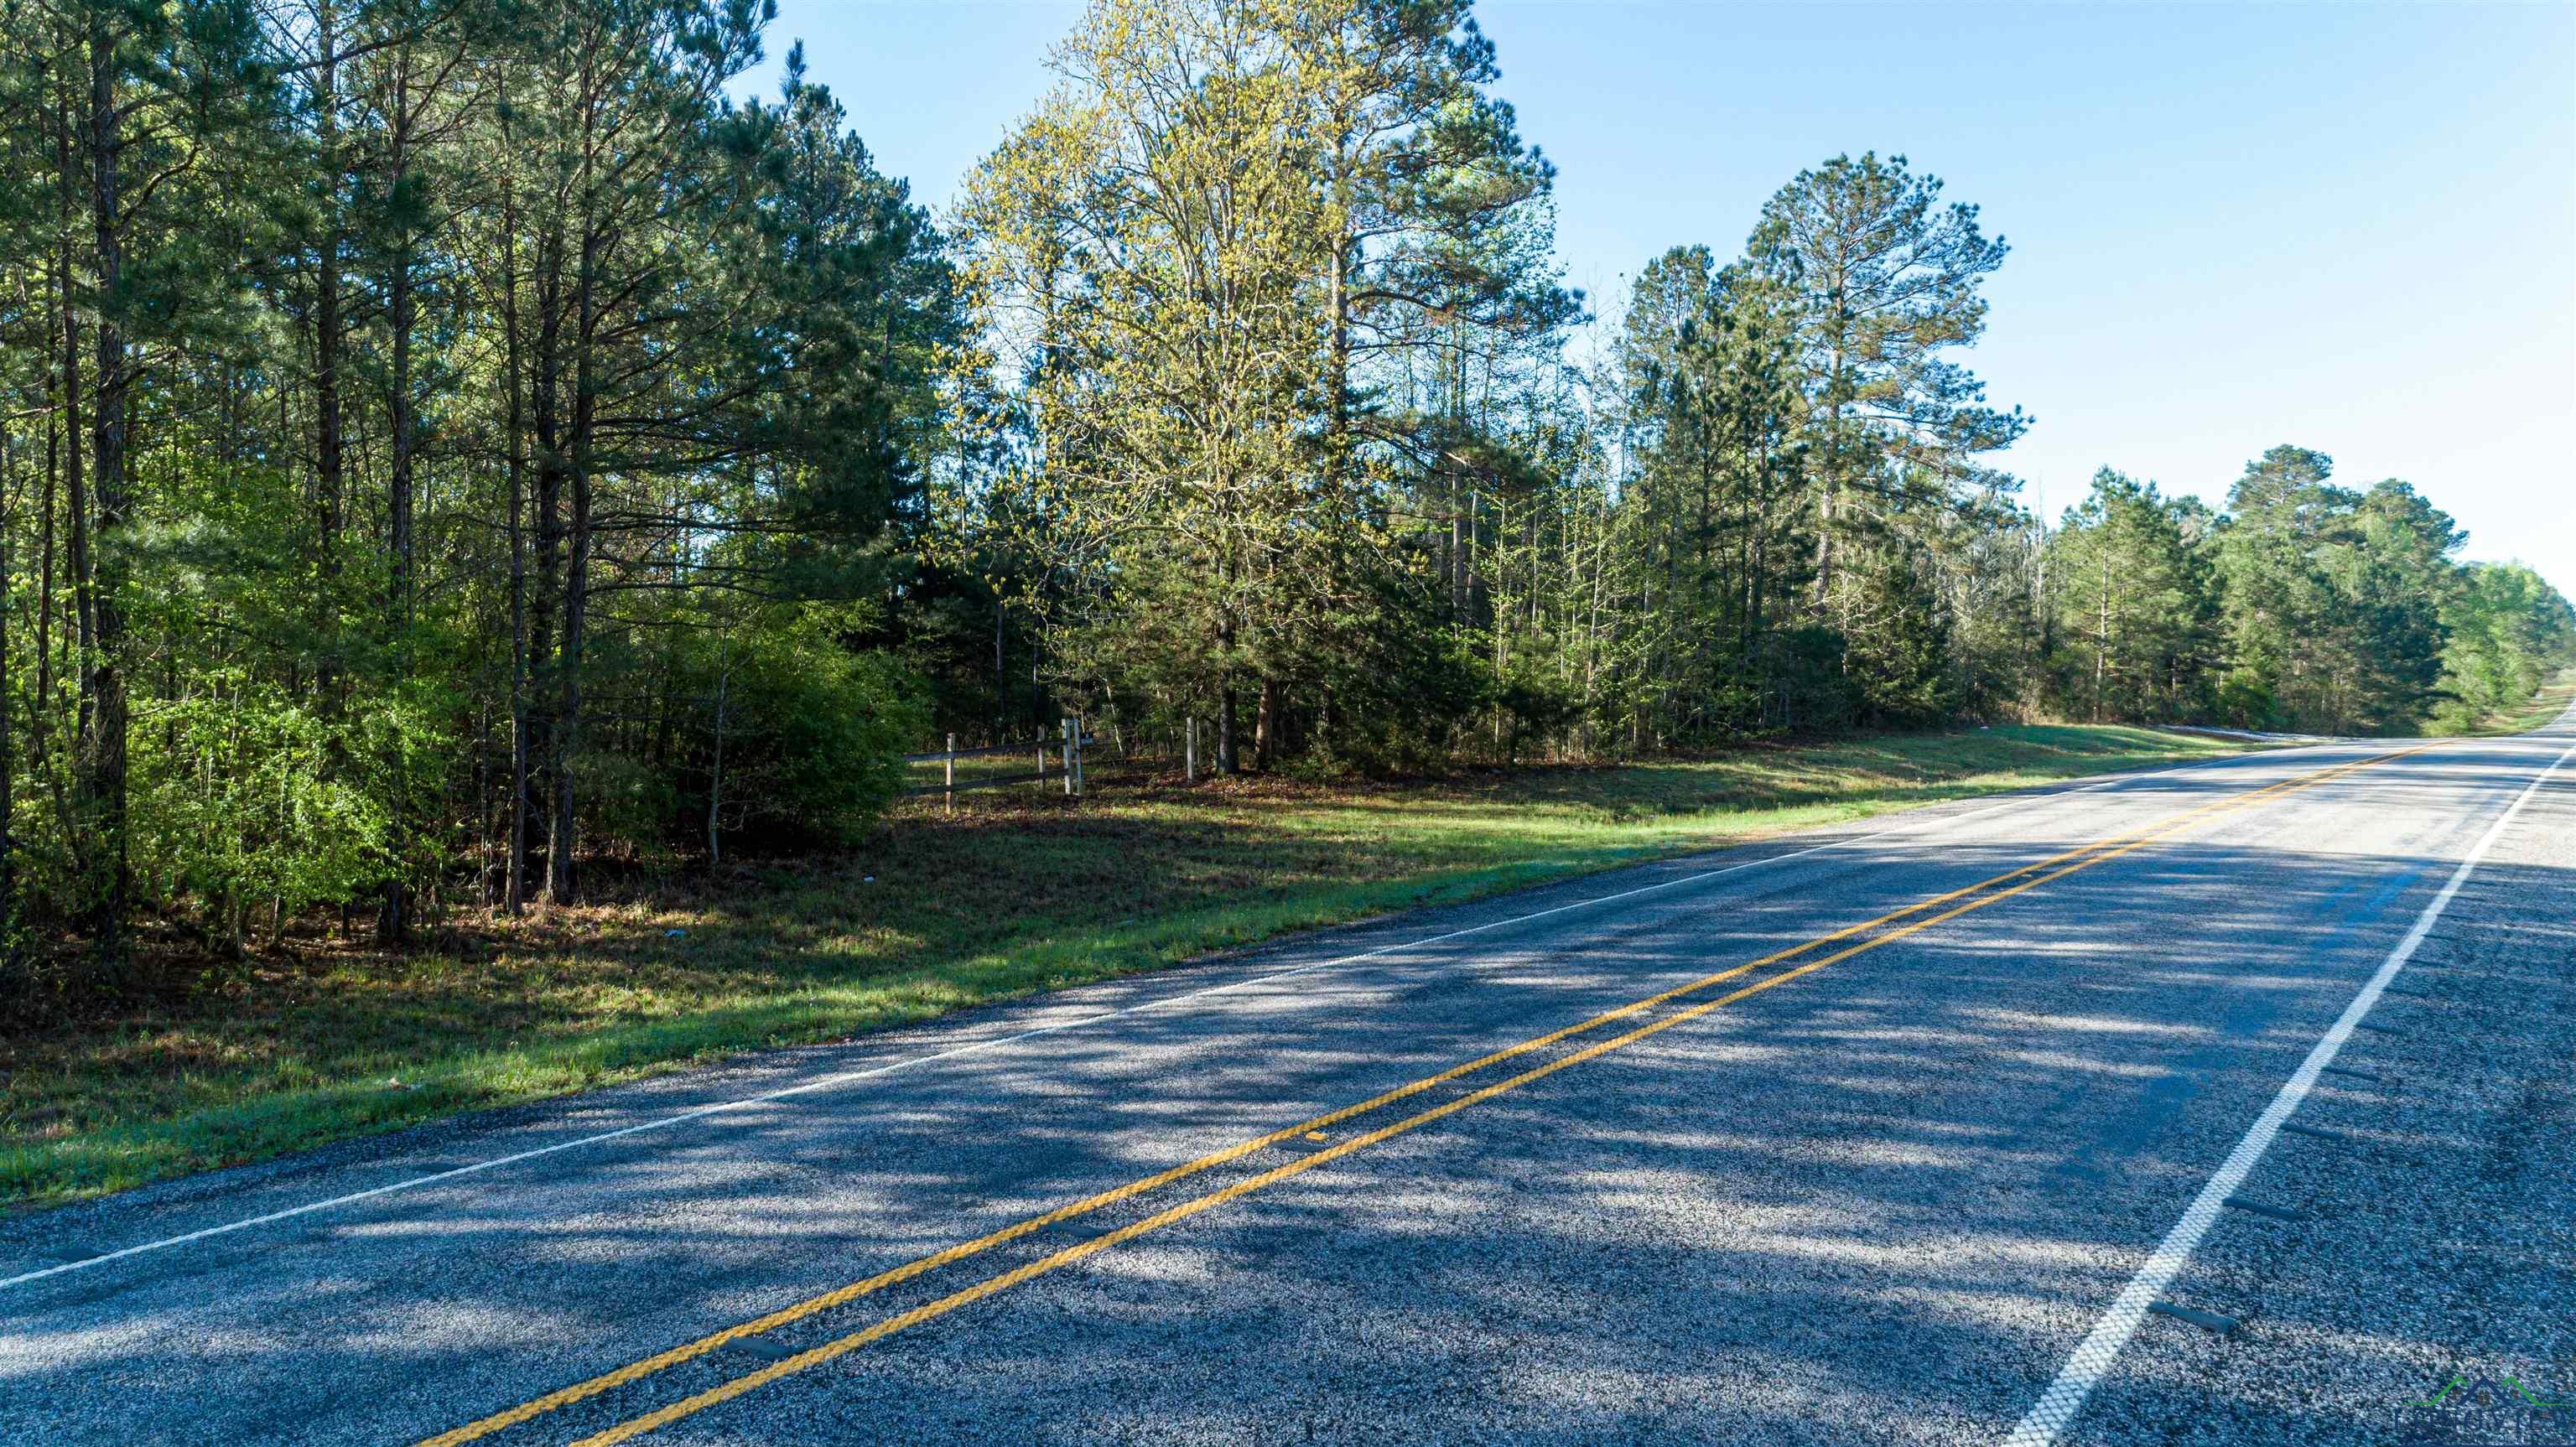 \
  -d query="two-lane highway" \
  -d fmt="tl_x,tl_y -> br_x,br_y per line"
5,711 -> 2572,1446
